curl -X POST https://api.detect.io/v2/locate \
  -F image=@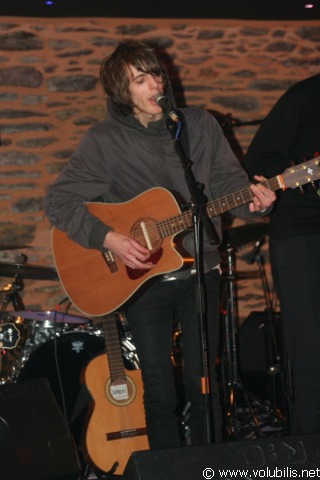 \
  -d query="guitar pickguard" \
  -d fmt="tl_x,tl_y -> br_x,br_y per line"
126,248 -> 163,280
